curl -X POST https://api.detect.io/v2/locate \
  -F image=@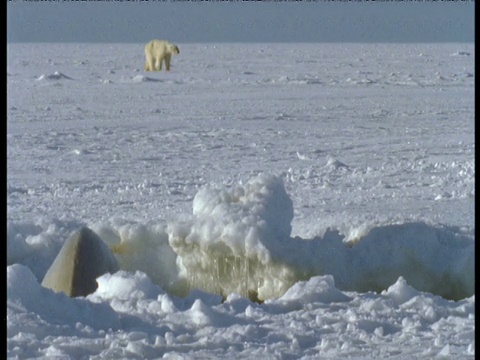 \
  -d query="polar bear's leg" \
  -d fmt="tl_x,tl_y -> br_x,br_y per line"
144,43 -> 154,71
145,53 -> 155,72
153,56 -> 161,71
144,58 -> 151,71
165,54 -> 172,71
